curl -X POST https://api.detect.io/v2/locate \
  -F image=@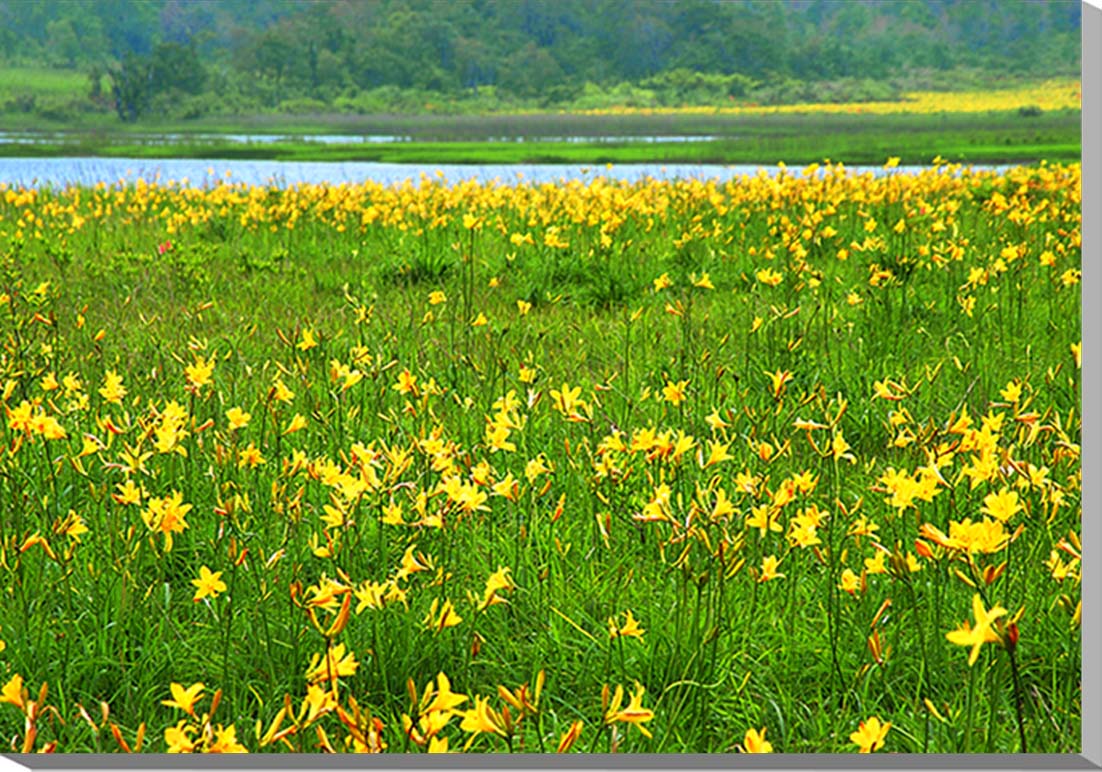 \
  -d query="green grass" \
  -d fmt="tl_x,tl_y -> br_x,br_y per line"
0,163 -> 1081,754
0,66 -> 90,99
0,108 -> 1081,165
0,132 -> 1080,166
